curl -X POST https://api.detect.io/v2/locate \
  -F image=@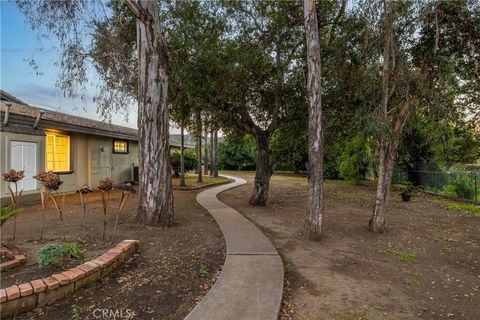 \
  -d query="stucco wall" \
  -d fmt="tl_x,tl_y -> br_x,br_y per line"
0,131 -> 45,201
1,131 -> 138,204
